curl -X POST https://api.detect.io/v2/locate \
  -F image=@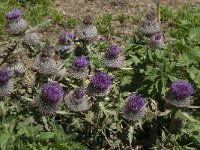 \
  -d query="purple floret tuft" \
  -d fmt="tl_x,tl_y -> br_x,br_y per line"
41,82 -> 64,102
59,32 -> 74,44
170,80 -> 194,99
0,69 -> 12,83
73,56 -> 89,68
128,95 -> 145,111
5,9 -> 20,20
107,45 -> 121,57
73,88 -> 85,99
90,71 -> 112,90
154,33 -> 162,41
